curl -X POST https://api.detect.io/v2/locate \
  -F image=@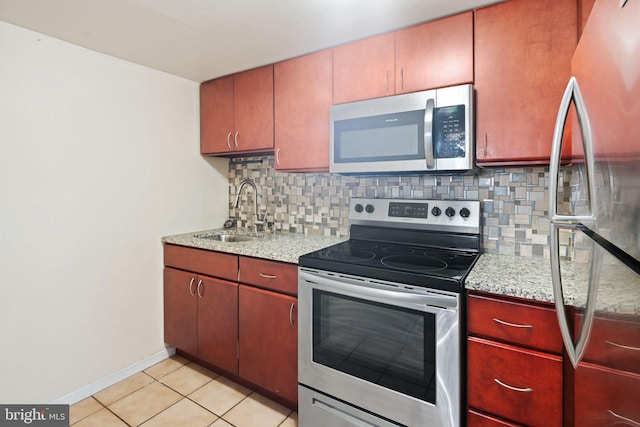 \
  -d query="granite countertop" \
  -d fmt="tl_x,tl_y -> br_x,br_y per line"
466,253 -> 640,314
161,228 -> 346,264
